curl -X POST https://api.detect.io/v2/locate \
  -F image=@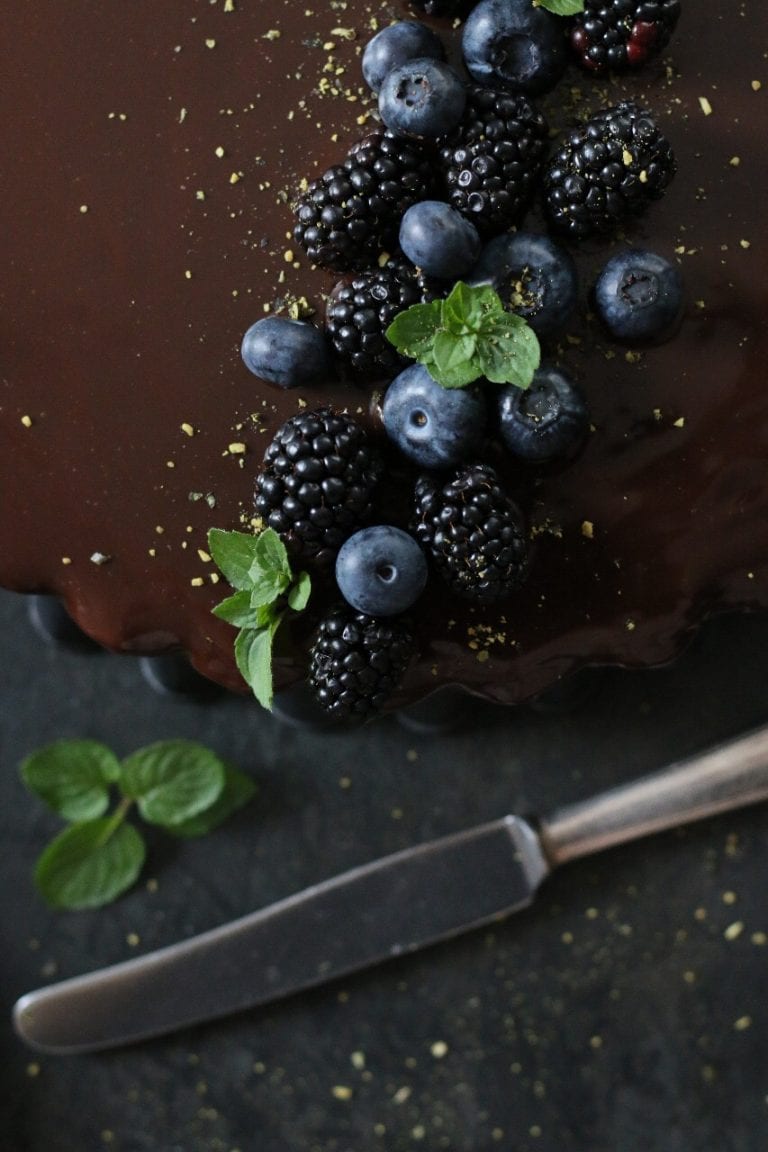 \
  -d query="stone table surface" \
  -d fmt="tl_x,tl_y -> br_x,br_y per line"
1,587 -> 767,1152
